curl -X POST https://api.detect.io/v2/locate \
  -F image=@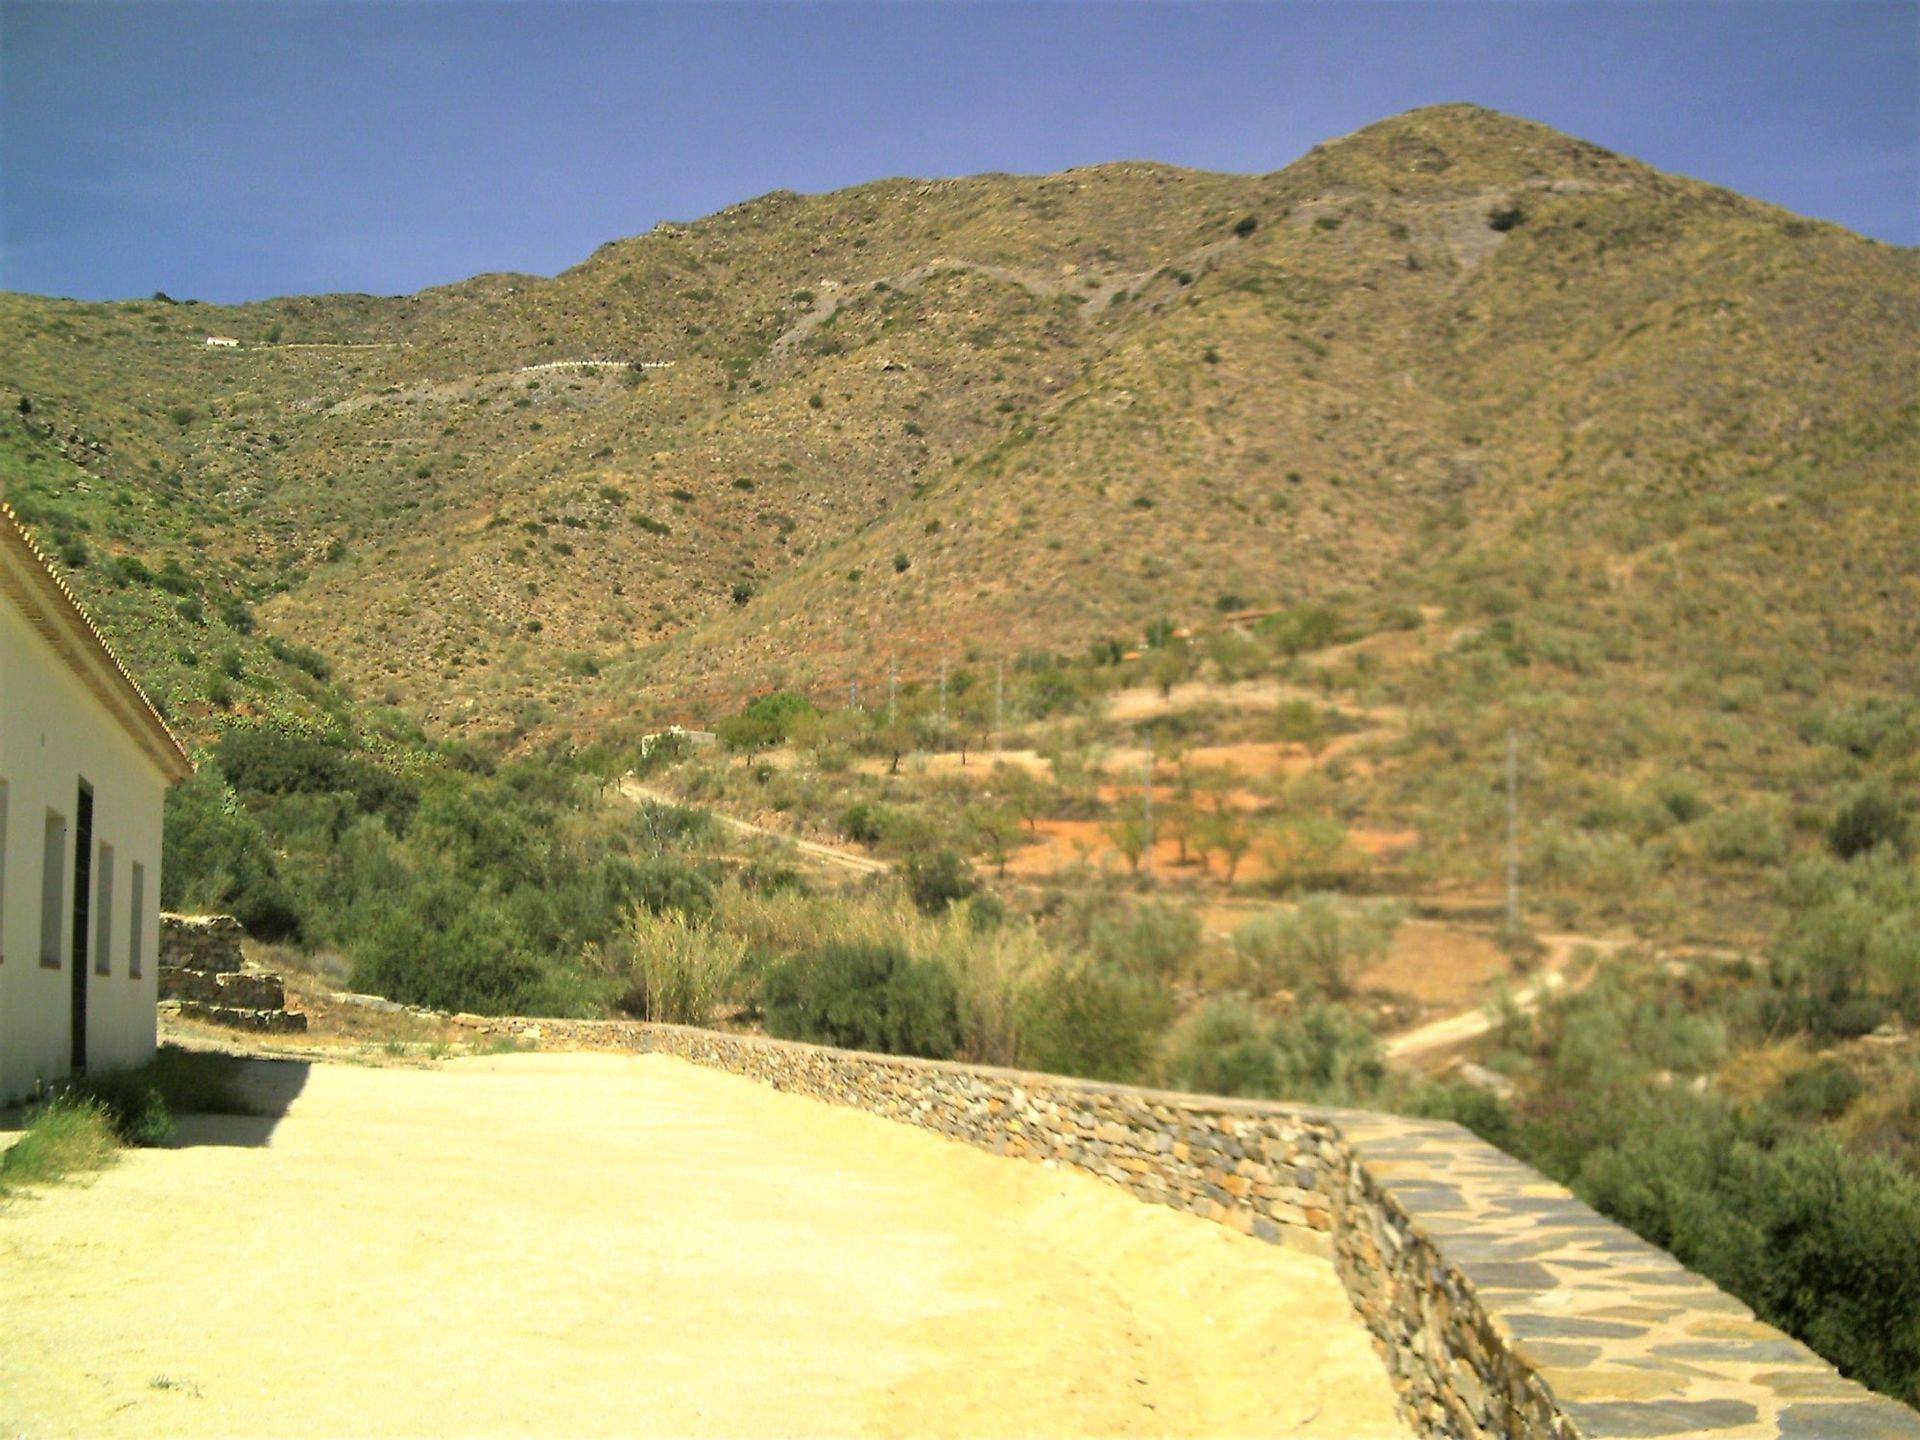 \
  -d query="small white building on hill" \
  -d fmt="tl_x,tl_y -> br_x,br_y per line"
1,503 -> 193,1104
